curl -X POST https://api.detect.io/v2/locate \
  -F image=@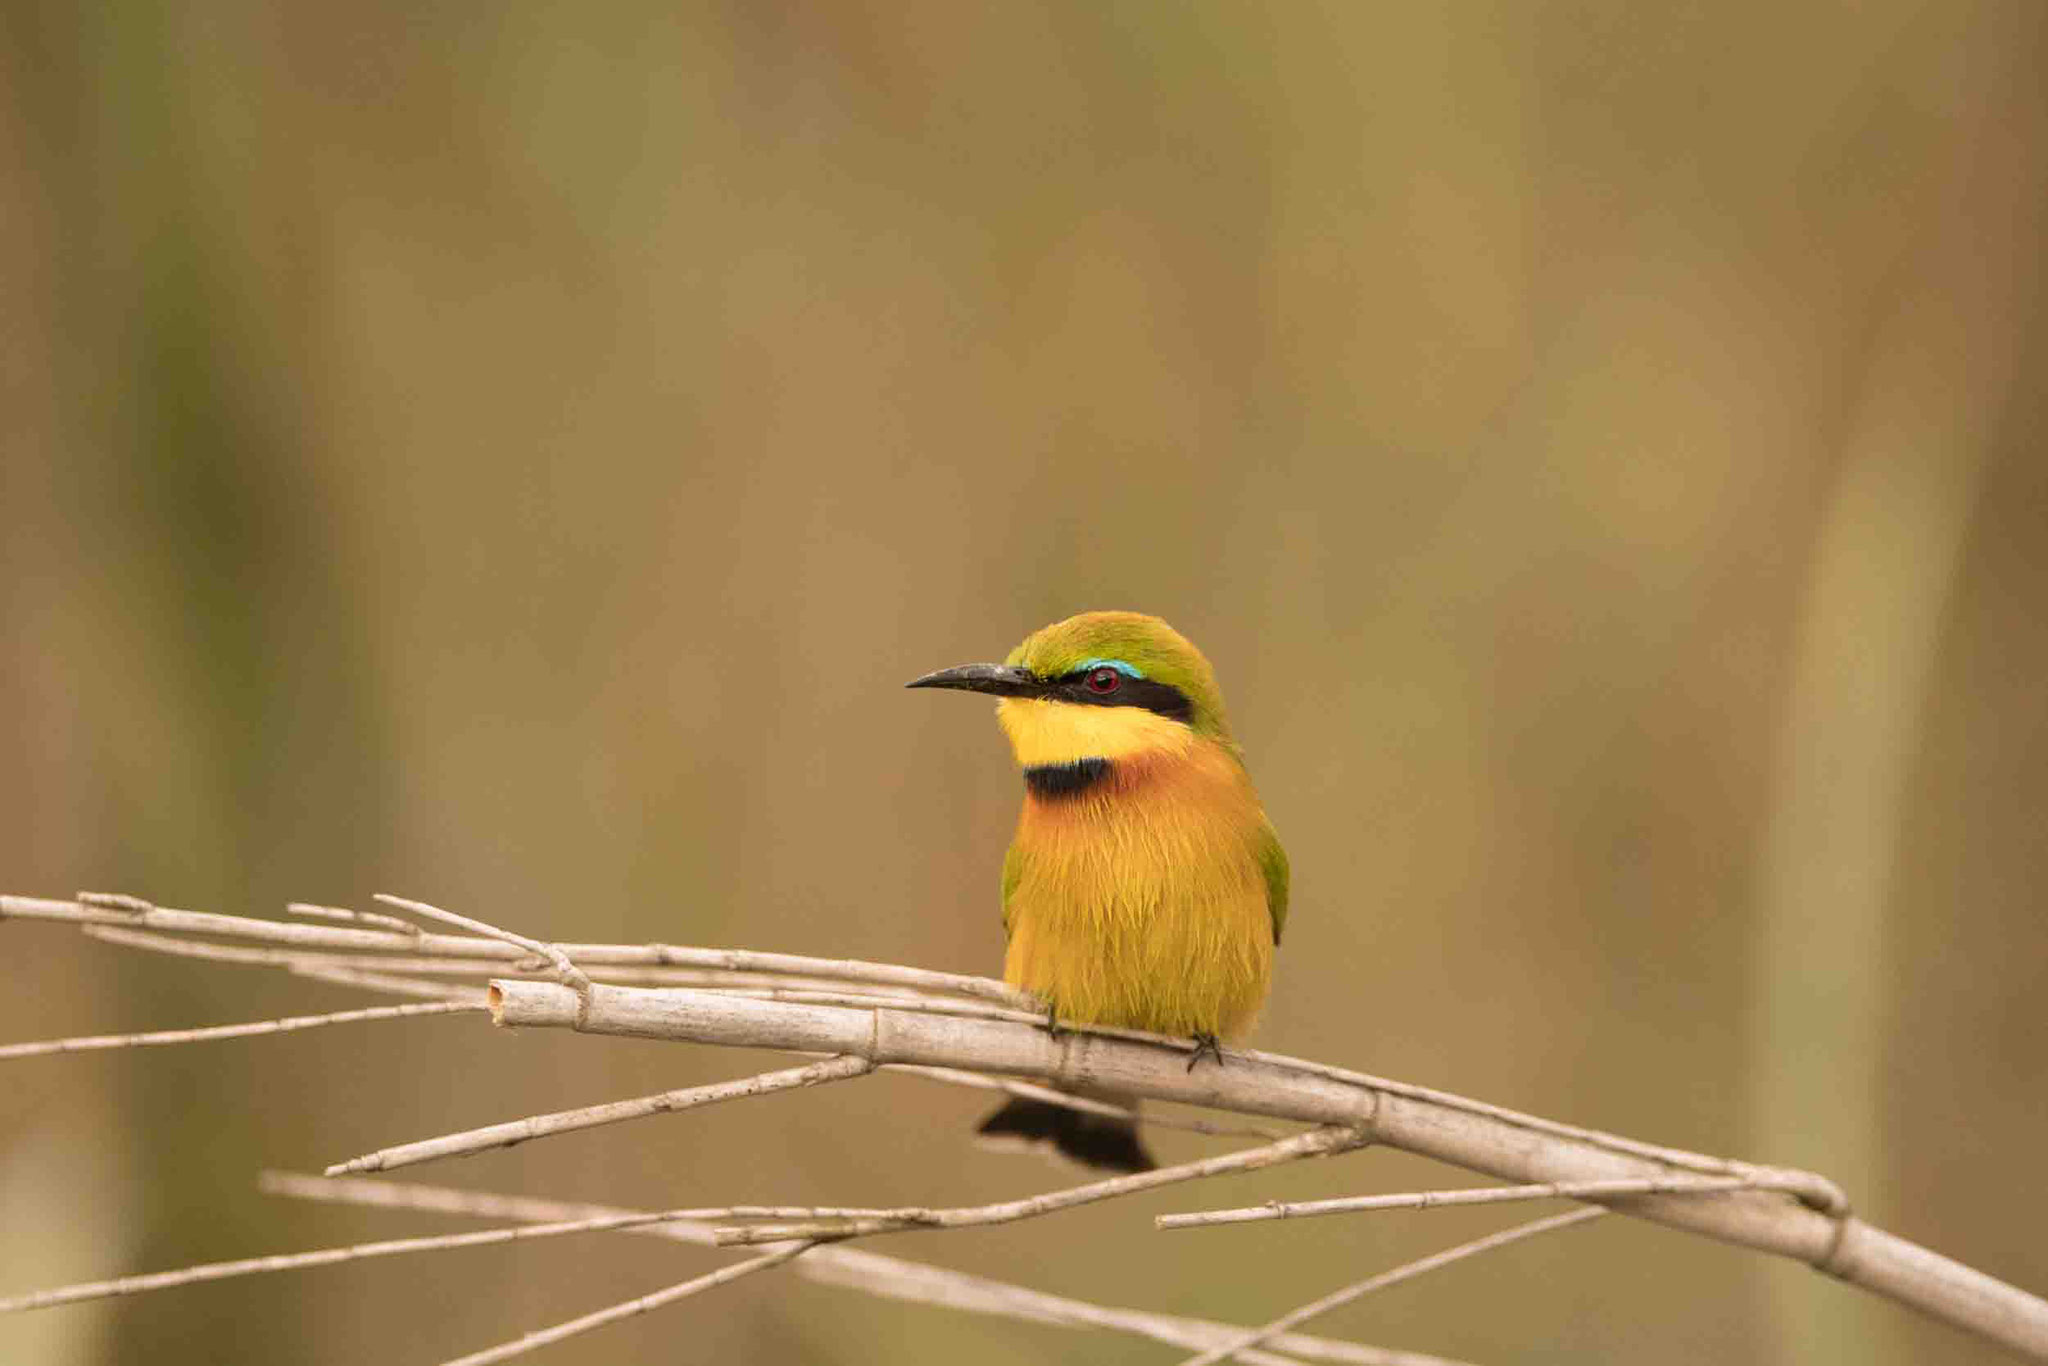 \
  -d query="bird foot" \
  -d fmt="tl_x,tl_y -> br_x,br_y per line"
1039,1005 -> 1067,1039
1186,1032 -> 1224,1072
